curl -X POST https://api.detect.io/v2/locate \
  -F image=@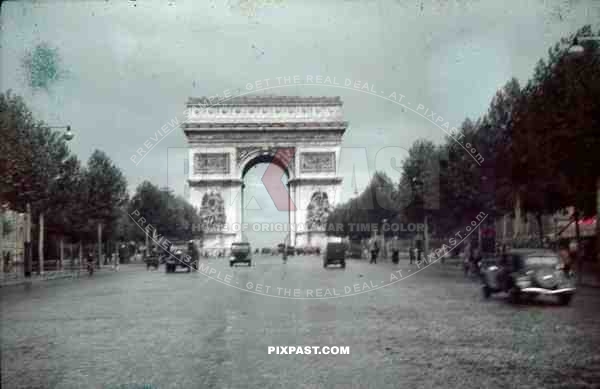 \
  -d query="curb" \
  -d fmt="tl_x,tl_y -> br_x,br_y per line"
0,268 -> 115,288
